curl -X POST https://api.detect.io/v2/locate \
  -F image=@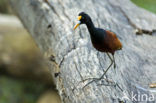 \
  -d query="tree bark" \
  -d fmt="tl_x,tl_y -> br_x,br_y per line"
9,0 -> 156,103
